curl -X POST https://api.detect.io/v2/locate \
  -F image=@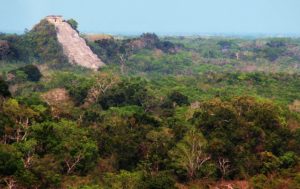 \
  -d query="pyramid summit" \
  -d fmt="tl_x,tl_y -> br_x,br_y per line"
46,15 -> 64,24
45,15 -> 105,70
